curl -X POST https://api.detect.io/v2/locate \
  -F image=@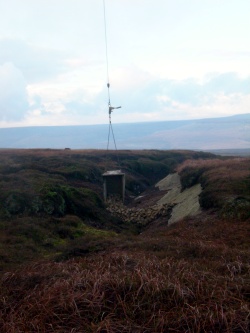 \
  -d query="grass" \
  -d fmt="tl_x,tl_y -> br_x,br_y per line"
0,148 -> 182,270
0,215 -> 249,332
0,149 -> 249,332
0,215 -> 118,272
177,157 -> 250,219
0,211 -> 249,332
